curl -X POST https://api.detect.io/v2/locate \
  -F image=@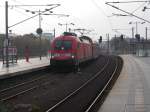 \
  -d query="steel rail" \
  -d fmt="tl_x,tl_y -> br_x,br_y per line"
84,58 -> 119,112
0,71 -> 55,102
0,75 -> 46,94
45,57 -> 110,112
0,86 -> 37,102
0,74 -> 55,102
